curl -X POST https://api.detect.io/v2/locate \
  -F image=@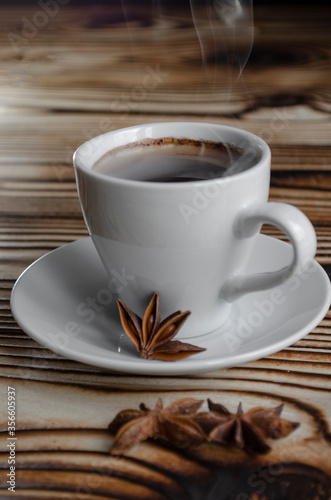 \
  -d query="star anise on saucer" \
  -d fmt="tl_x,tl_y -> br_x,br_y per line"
193,399 -> 300,454
117,292 -> 206,361
109,397 -> 206,455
